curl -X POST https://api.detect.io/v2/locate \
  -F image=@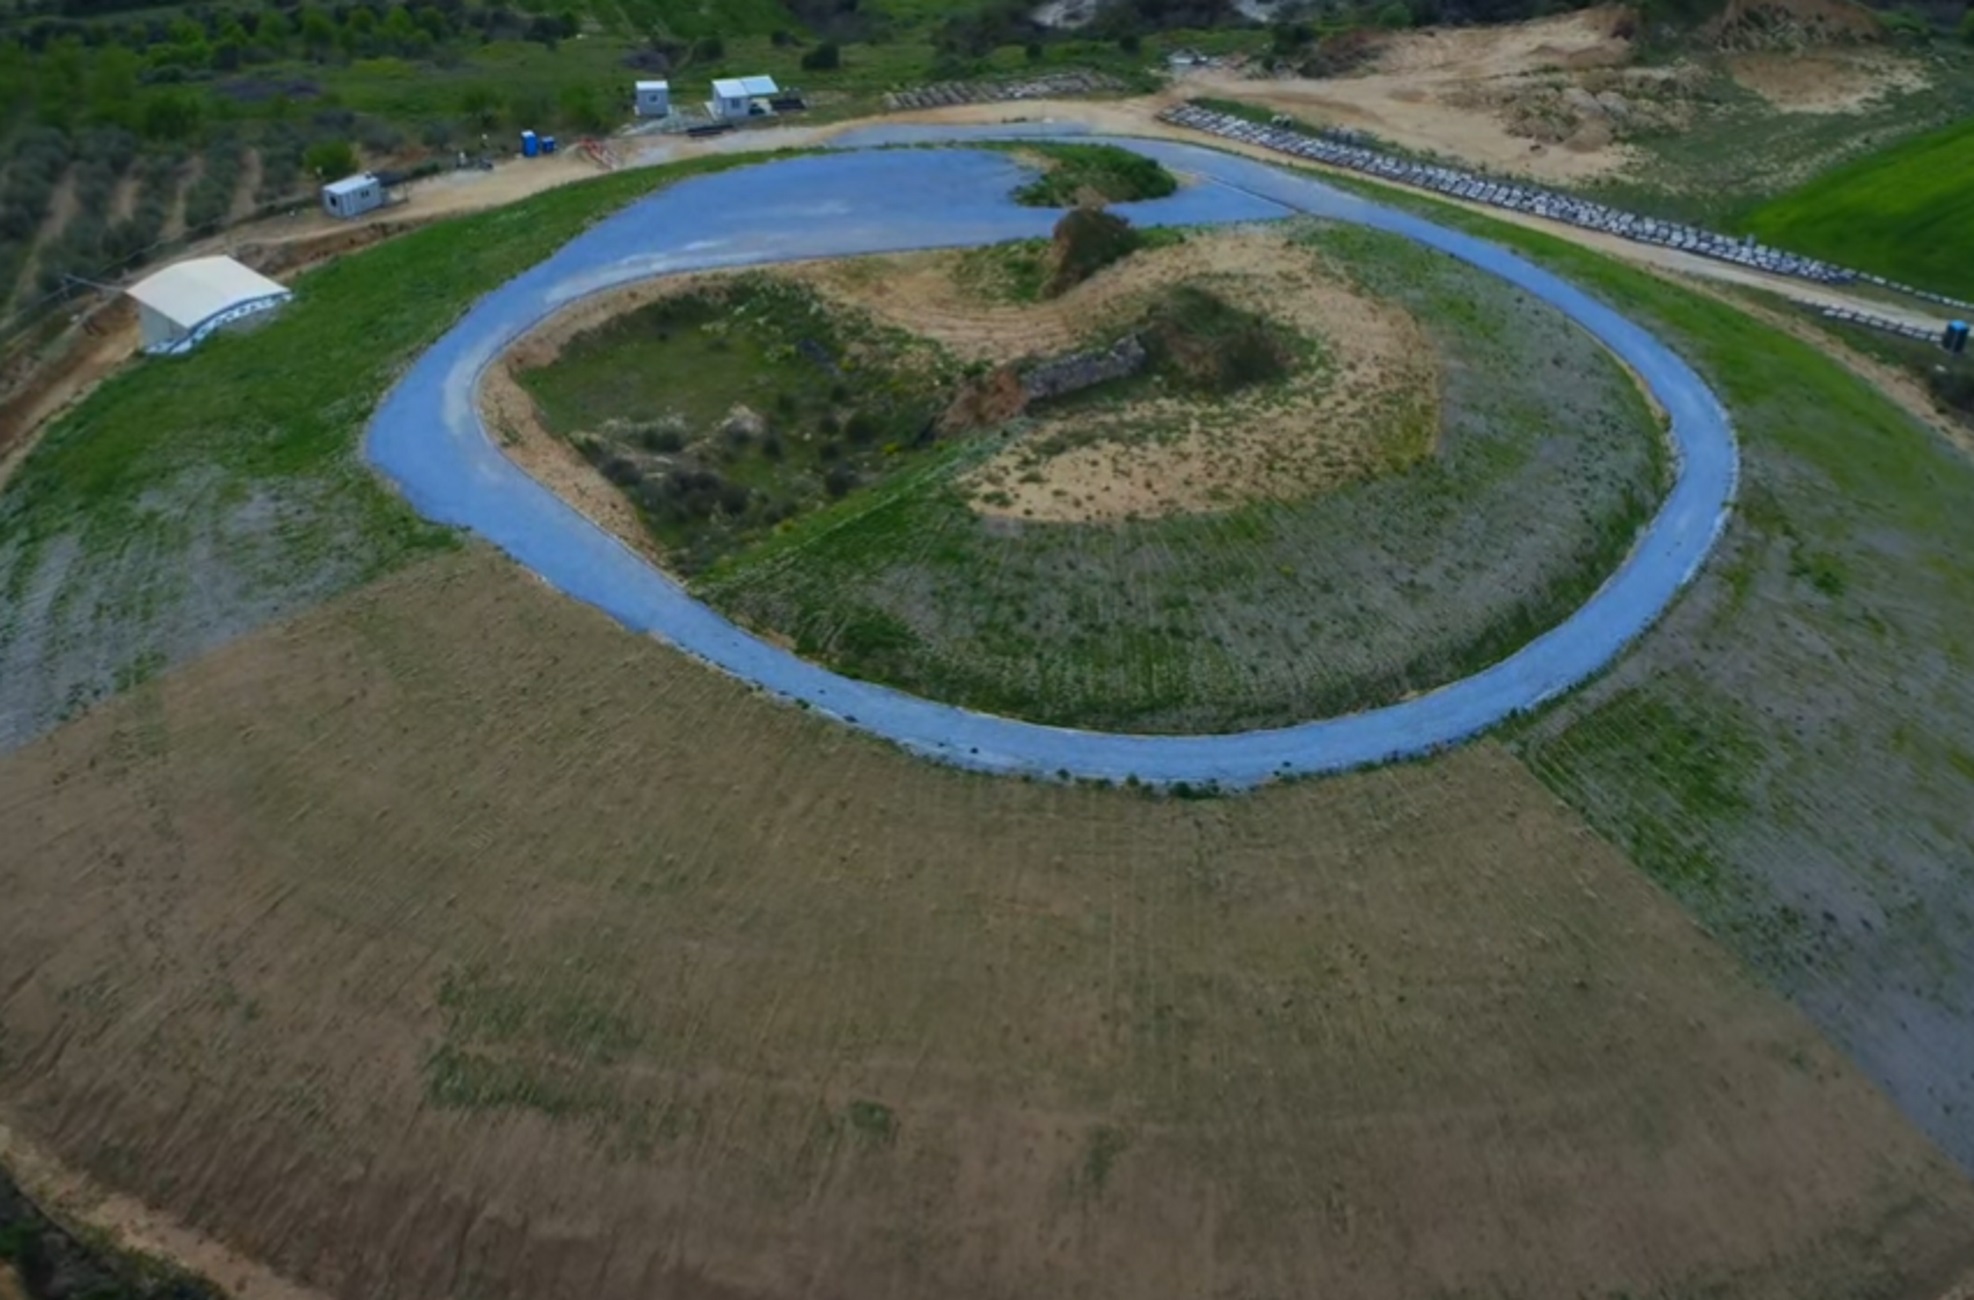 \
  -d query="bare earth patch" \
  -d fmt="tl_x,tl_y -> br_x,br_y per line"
1727,50 -> 1930,113
2,547 -> 1973,1300
1181,8 -> 1642,182
963,229 -> 1436,522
